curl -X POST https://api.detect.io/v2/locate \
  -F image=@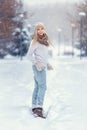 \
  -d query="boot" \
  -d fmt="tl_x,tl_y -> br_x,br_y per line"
32,108 -> 37,114
35,107 -> 44,117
